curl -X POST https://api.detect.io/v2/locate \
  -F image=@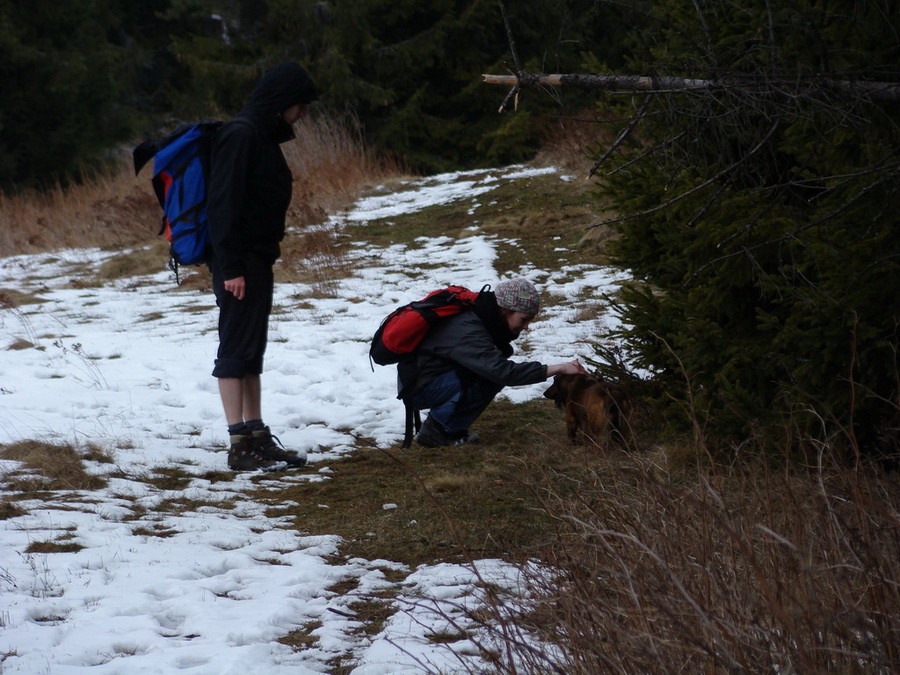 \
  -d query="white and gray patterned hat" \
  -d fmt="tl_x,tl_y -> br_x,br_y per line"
495,278 -> 540,315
